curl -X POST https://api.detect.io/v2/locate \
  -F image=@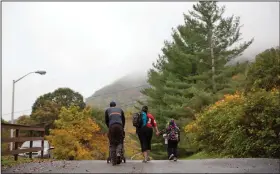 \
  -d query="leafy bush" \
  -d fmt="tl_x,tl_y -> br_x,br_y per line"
245,47 -> 280,92
185,89 -> 280,158
91,107 -> 108,133
46,106 -> 108,160
239,88 -> 280,157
